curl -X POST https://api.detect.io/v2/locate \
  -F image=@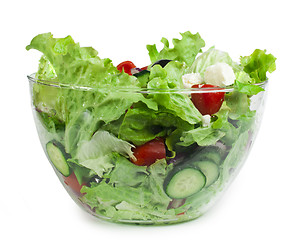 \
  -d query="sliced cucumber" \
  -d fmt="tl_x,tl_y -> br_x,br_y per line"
195,160 -> 220,187
193,146 -> 223,165
165,168 -> 206,199
200,151 -> 221,165
46,141 -> 70,177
